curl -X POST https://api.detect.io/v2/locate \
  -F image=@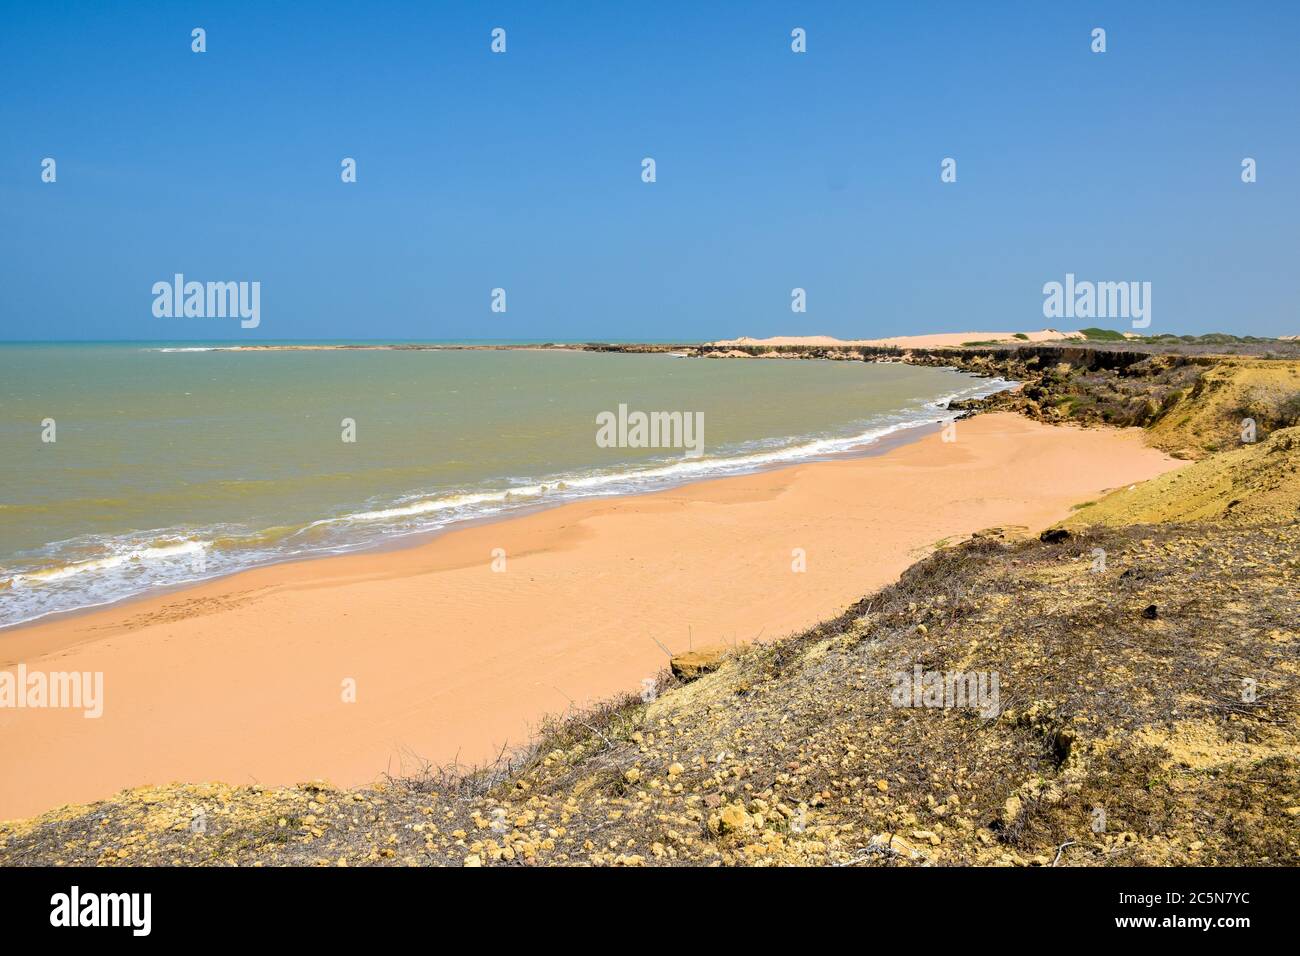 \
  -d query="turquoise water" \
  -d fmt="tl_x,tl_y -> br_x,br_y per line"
0,344 -> 1010,627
